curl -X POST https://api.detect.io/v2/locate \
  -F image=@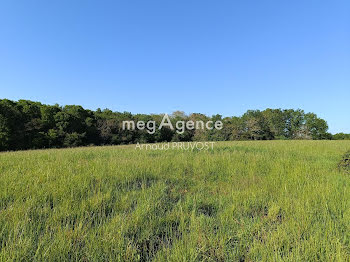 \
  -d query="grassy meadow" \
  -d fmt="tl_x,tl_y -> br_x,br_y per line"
0,141 -> 350,261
